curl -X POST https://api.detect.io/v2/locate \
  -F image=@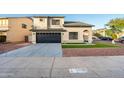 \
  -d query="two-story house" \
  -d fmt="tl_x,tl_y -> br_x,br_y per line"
0,18 -> 8,42
31,16 -> 94,43
0,17 -> 32,42
31,16 -> 65,43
